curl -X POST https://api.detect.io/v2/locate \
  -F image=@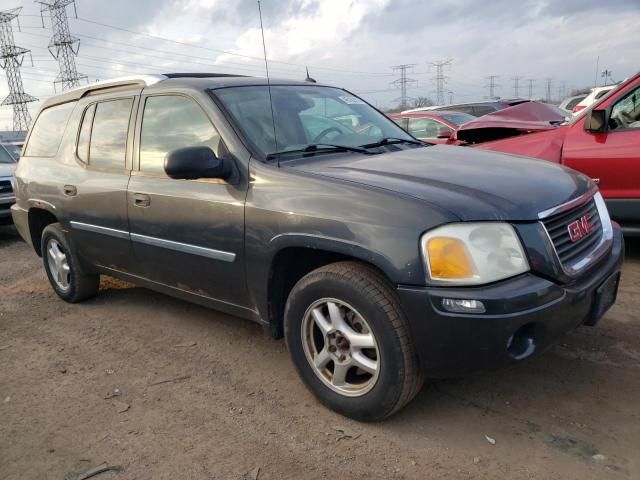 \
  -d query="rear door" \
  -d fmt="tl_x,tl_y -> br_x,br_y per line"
127,91 -> 249,307
563,82 -> 640,225
65,91 -> 139,271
